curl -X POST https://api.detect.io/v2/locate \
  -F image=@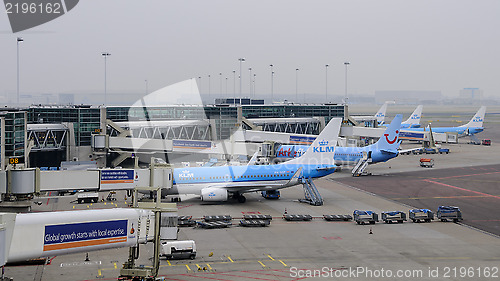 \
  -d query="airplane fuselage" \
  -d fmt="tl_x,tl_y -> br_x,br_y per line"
405,126 -> 484,136
276,145 -> 398,165
168,163 -> 336,195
